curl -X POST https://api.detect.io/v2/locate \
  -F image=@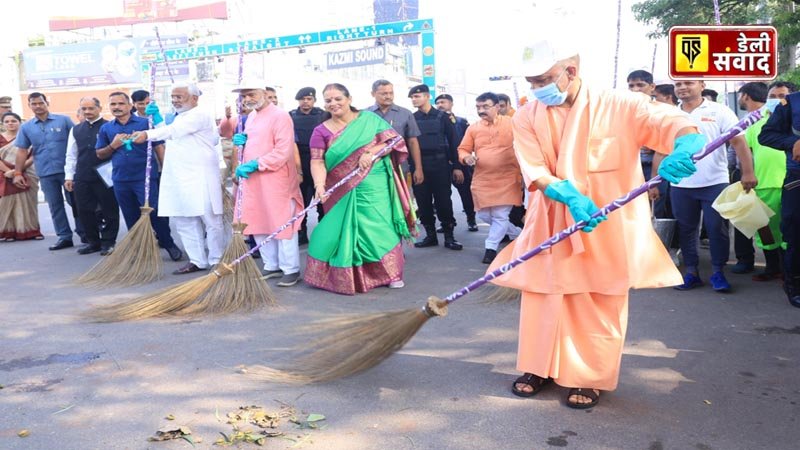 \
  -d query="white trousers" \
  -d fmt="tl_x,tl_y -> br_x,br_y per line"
255,233 -> 300,275
172,211 -> 228,269
477,205 -> 521,250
